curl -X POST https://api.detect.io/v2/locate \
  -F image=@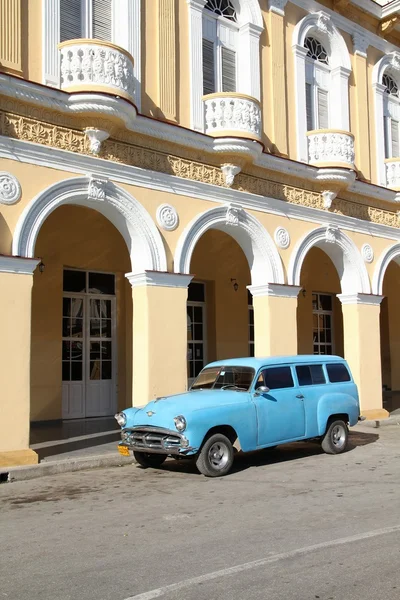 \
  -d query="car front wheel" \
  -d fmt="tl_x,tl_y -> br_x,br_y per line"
133,452 -> 167,468
196,433 -> 234,477
321,419 -> 348,454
